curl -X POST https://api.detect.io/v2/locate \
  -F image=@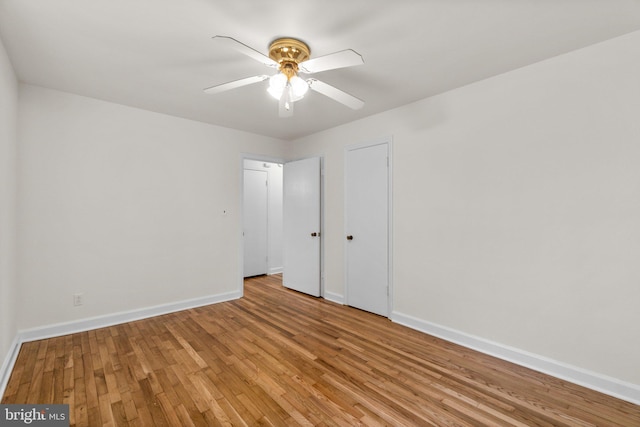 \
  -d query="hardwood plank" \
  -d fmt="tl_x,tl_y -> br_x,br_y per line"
52,355 -> 66,403
3,274 -> 639,426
